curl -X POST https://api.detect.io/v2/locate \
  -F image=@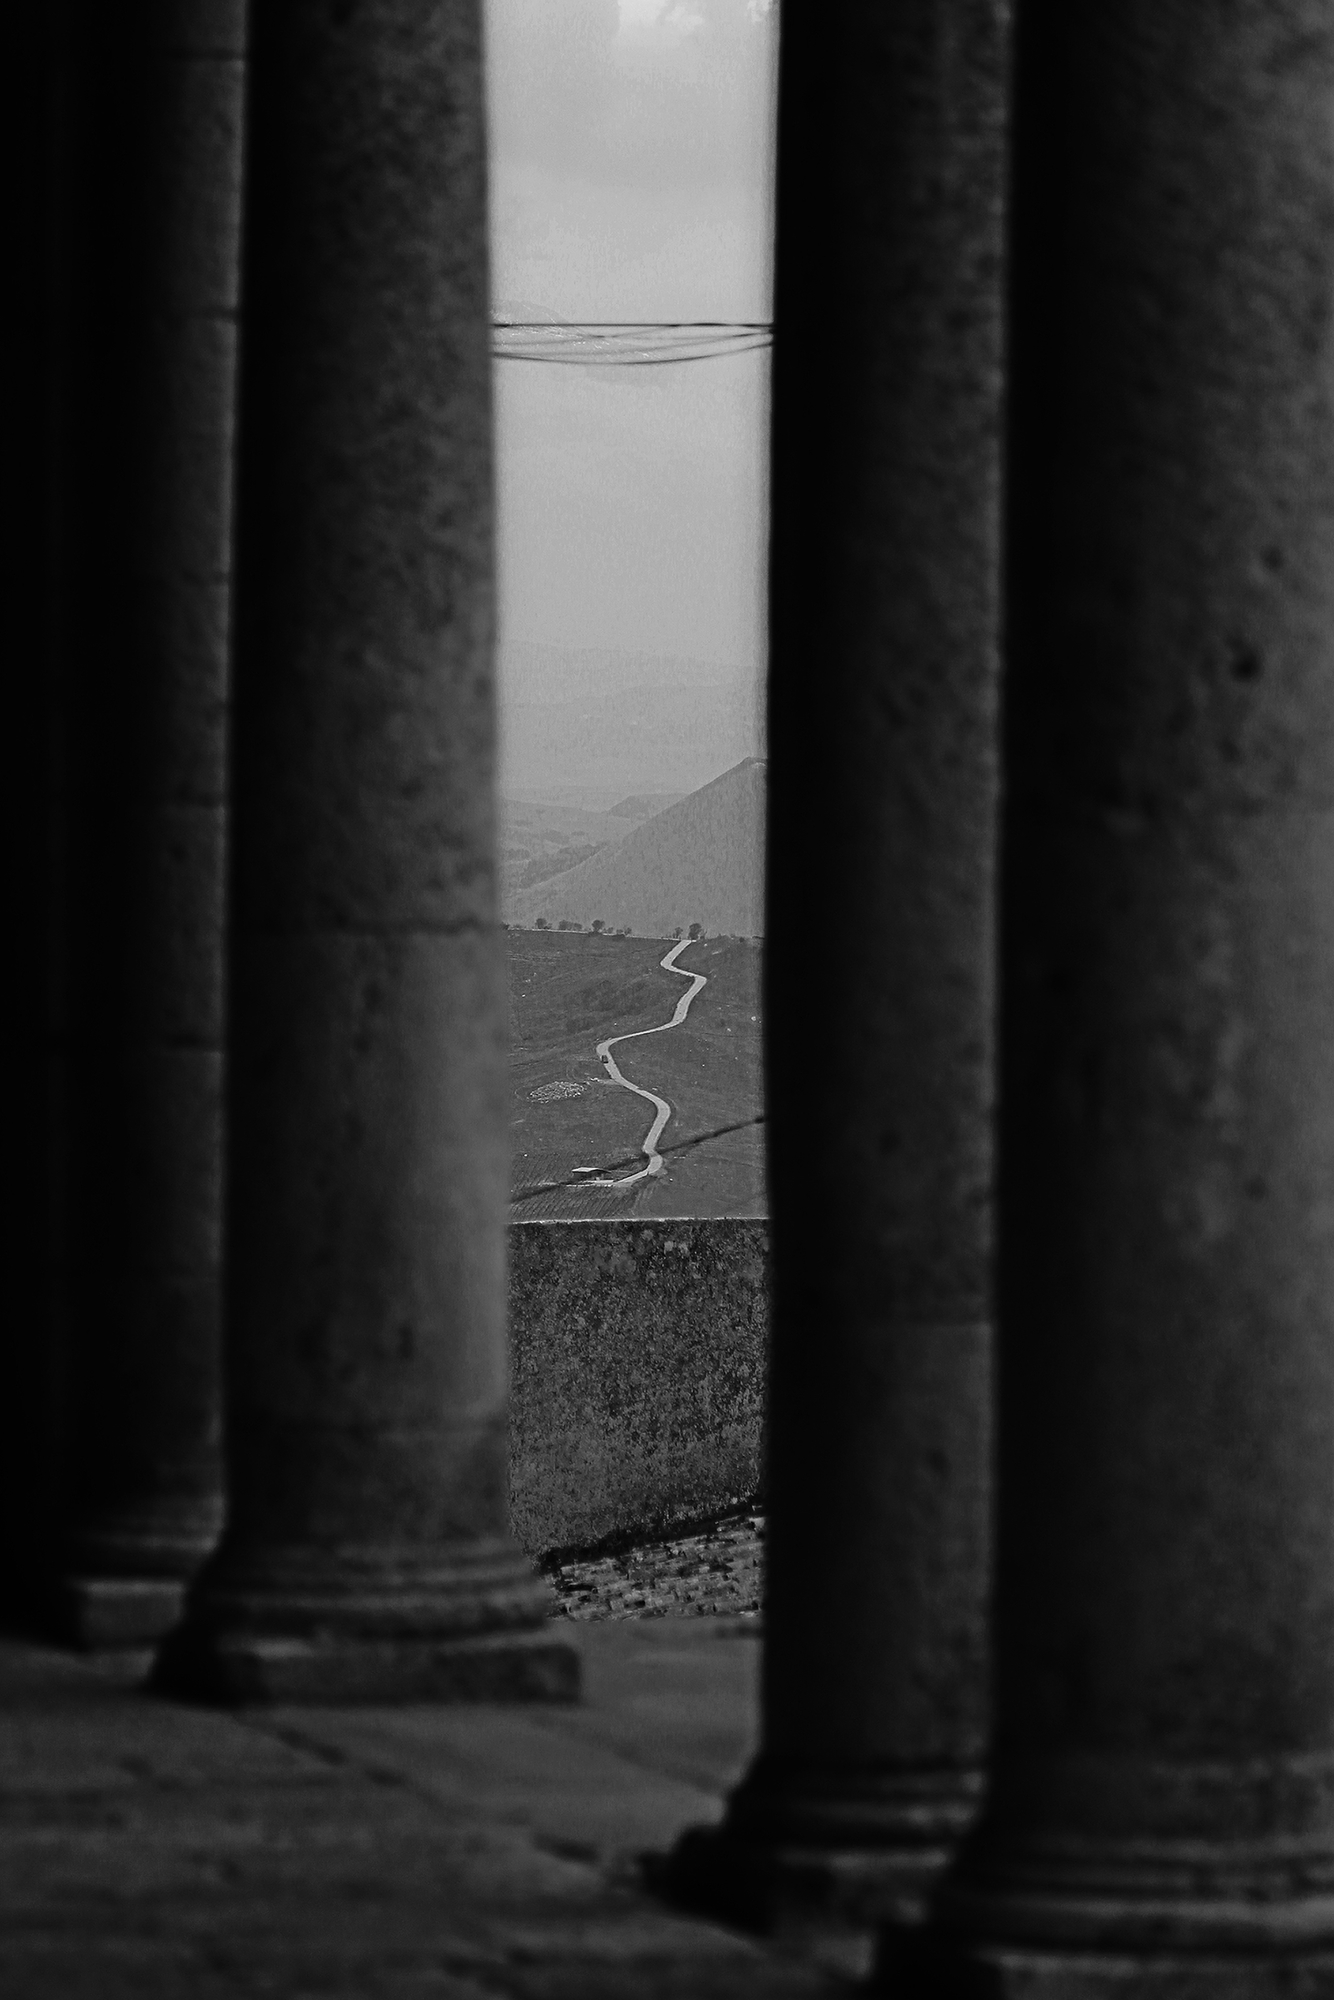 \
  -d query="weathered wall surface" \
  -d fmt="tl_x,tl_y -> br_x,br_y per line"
507,1219 -> 769,1558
